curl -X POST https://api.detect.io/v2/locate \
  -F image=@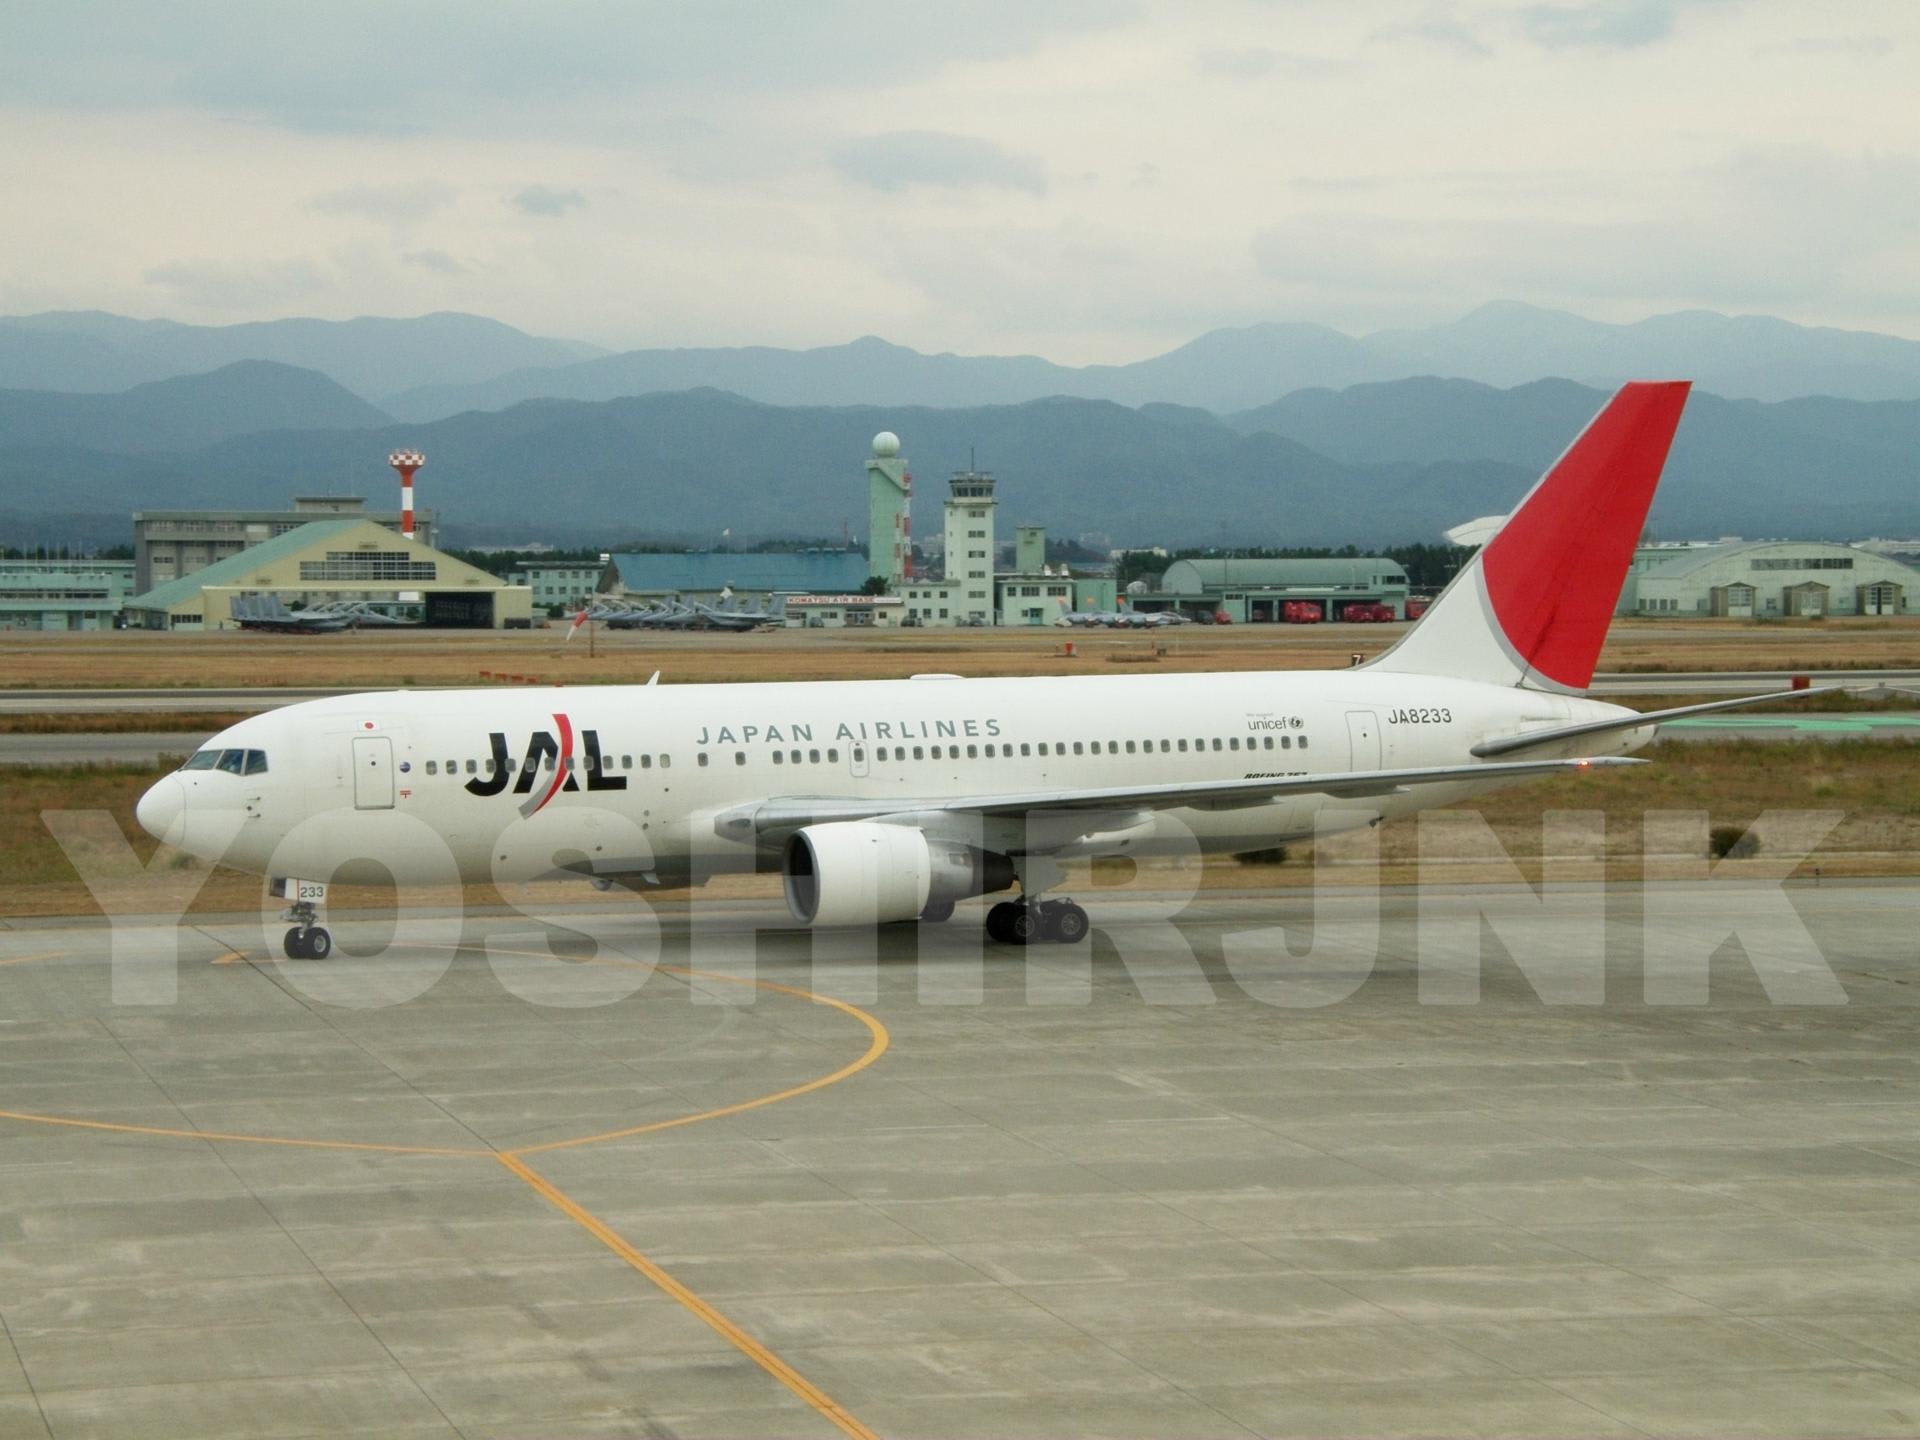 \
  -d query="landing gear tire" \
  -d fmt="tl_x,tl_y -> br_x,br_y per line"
282,925 -> 332,960
985,901 -> 1020,944
1007,907 -> 1039,945
920,899 -> 956,924
1047,902 -> 1090,945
